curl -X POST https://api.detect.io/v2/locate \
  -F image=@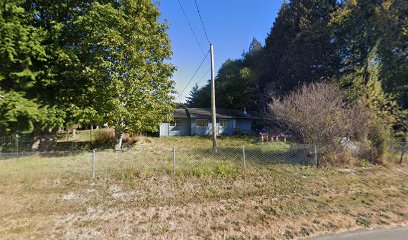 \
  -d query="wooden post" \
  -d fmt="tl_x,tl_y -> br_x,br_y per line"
314,144 -> 318,168
92,149 -> 96,179
400,141 -> 407,164
15,134 -> 19,159
173,148 -> 176,175
242,145 -> 246,169
210,44 -> 217,151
